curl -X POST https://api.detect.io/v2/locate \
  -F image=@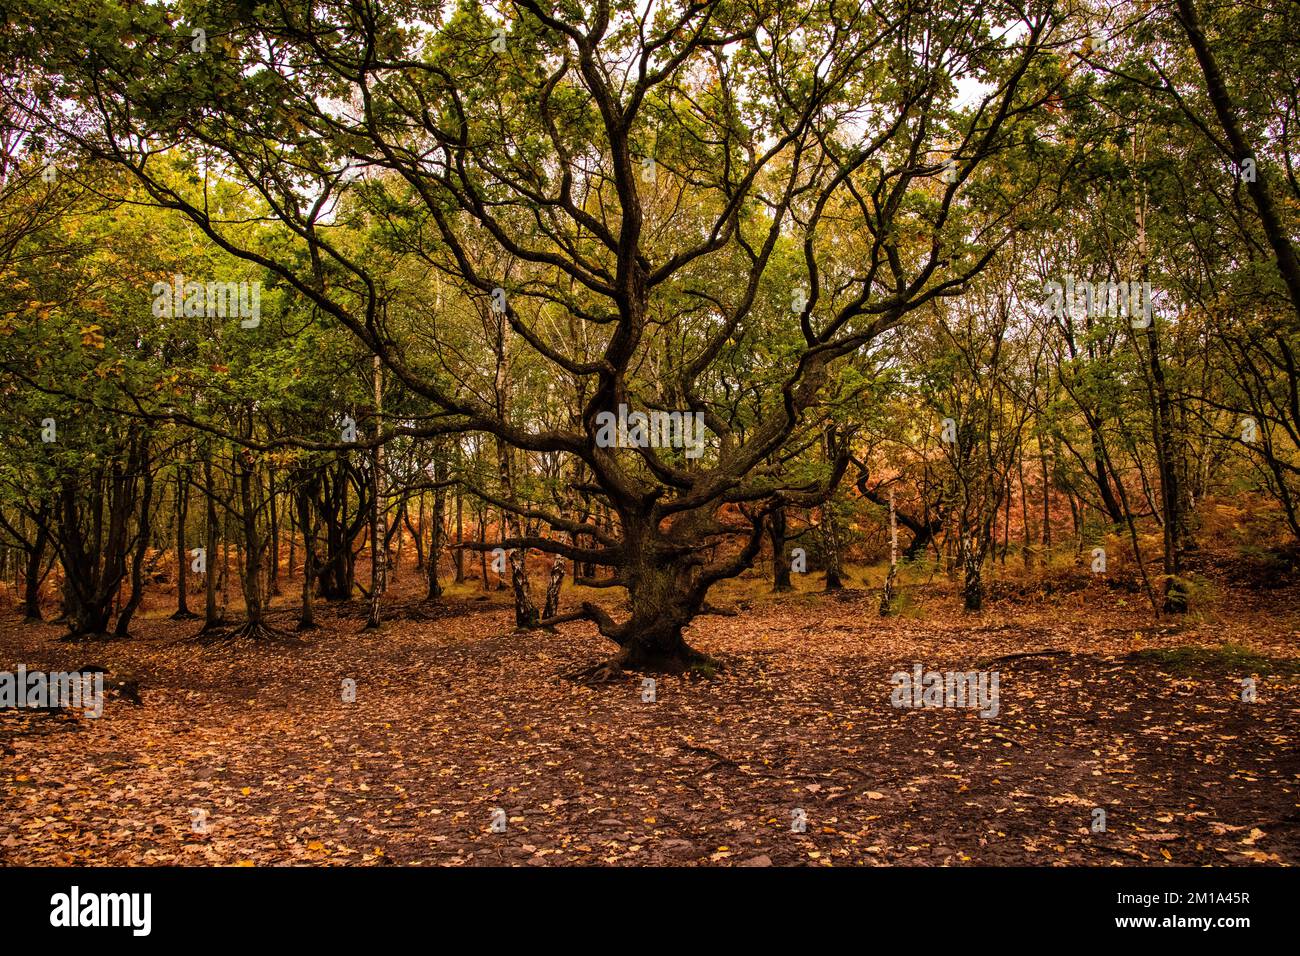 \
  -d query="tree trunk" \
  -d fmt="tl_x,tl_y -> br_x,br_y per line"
21,511 -> 50,621
1147,316 -> 1187,613
543,552 -> 565,619
172,466 -> 197,619
601,511 -> 743,672
413,492 -> 426,571
454,486 -> 465,583
478,505 -> 489,589
1088,422 -> 1126,525
57,442 -> 137,639
366,357 -> 385,629
768,506 -> 793,592
220,510 -> 231,621
496,443 -> 538,625
879,489 -> 898,616
294,479 -> 318,631
960,535 -> 984,612
426,460 -> 447,602
1136,208 -> 1188,613
311,457 -> 369,602
1039,444 -> 1052,562
235,450 -> 268,632
508,543 -> 538,627
821,505 -> 844,592
268,469 -> 281,595
114,436 -> 154,637
202,456 -> 222,630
